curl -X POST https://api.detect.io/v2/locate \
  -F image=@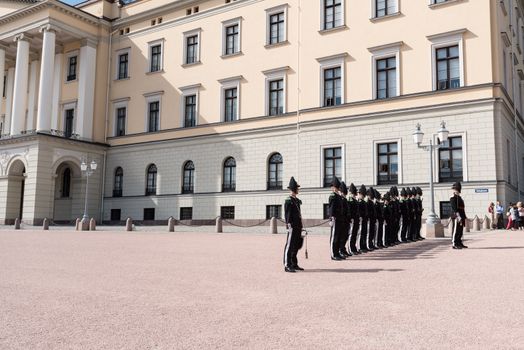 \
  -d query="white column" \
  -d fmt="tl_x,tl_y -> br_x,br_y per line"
51,53 -> 62,131
4,67 -> 14,135
0,47 -> 5,119
76,39 -> 97,139
36,26 -> 56,133
11,34 -> 30,135
26,59 -> 39,131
